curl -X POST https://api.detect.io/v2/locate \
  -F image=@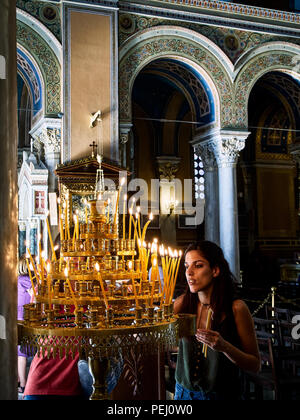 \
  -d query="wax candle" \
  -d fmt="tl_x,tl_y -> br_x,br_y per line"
64,268 -> 78,311
141,213 -> 153,244
128,260 -> 138,307
203,308 -> 213,358
26,256 -> 37,300
46,262 -> 52,309
46,211 -> 57,262
113,177 -> 125,225
95,263 -> 109,309
26,247 -> 40,285
123,194 -> 127,240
